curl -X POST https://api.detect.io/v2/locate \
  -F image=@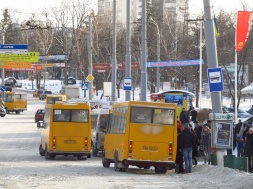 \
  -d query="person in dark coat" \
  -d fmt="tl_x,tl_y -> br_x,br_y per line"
200,125 -> 212,164
178,123 -> 196,173
175,128 -> 184,173
193,121 -> 202,144
235,120 -> 242,135
180,108 -> 190,124
244,127 -> 253,173
189,124 -> 198,166
243,123 -> 251,142
190,107 -> 198,122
